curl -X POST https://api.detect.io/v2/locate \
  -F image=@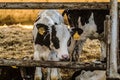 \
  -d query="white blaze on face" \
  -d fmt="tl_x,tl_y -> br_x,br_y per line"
54,24 -> 70,60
